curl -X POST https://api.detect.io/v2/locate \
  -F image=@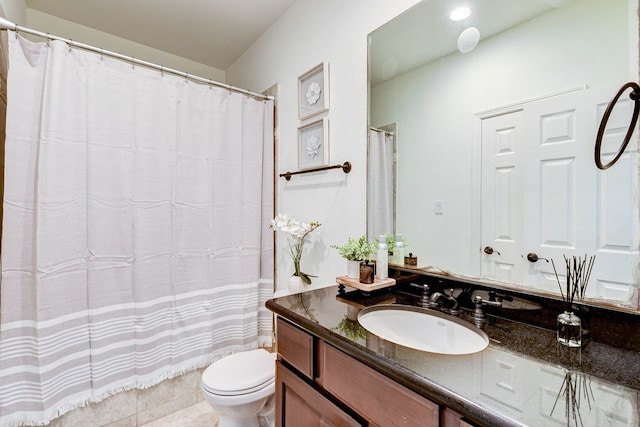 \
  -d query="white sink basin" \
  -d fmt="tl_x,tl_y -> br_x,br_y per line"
357,305 -> 489,355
